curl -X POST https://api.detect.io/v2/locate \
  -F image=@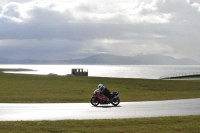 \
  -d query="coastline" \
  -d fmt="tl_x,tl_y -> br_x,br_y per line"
0,68 -> 36,72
